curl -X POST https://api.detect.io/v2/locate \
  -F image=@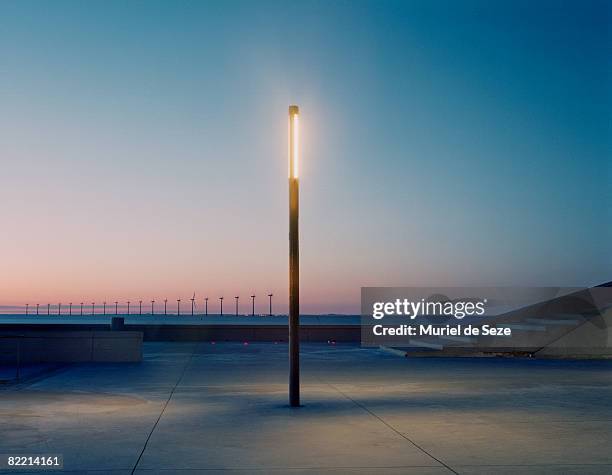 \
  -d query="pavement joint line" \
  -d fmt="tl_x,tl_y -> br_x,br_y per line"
130,342 -> 200,475
321,379 -> 459,475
